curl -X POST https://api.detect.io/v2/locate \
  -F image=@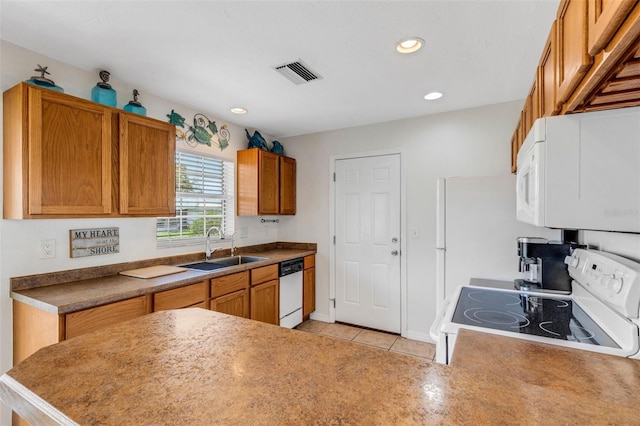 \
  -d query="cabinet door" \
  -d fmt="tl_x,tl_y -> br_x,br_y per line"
211,288 -> 250,318
250,279 -> 279,325
279,156 -> 296,215
303,267 -> 315,319
556,0 -> 593,105
588,0 -> 636,55
539,21 -> 560,117
153,281 -> 207,311
65,295 -> 150,339
119,112 -> 175,216
258,150 -> 279,214
28,86 -> 112,216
